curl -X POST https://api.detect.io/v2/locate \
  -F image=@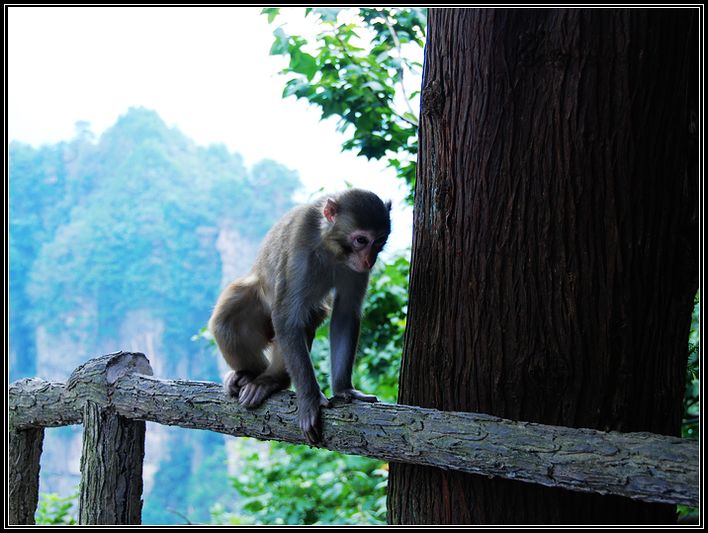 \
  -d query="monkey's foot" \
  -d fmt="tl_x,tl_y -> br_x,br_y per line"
333,388 -> 378,403
224,370 -> 255,398
299,390 -> 331,444
238,375 -> 287,408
